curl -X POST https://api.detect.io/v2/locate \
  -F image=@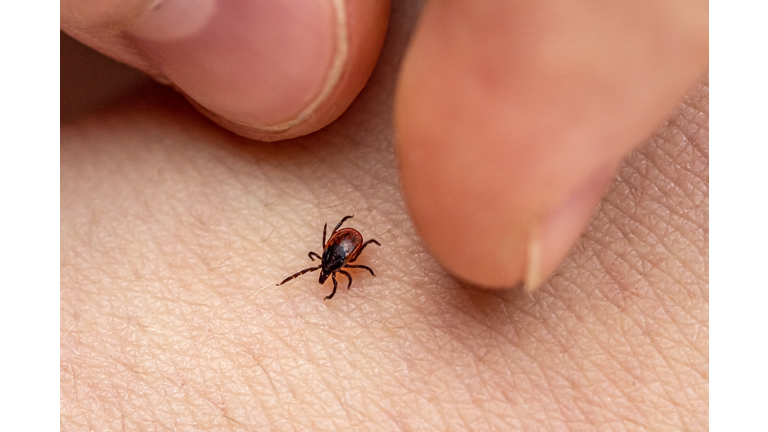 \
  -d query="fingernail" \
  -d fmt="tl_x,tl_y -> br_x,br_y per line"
524,167 -> 615,292
126,0 -> 346,130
